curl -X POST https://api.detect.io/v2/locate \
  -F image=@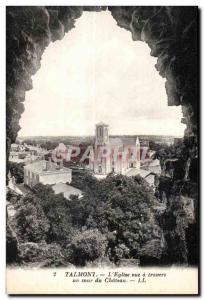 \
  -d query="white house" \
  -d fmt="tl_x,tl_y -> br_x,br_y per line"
24,159 -> 72,188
